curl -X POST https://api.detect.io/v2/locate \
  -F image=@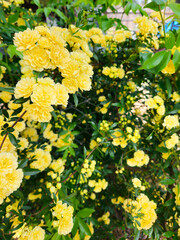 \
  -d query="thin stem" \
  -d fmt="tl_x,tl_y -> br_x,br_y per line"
0,110 -> 27,151
159,5 -> 166,42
